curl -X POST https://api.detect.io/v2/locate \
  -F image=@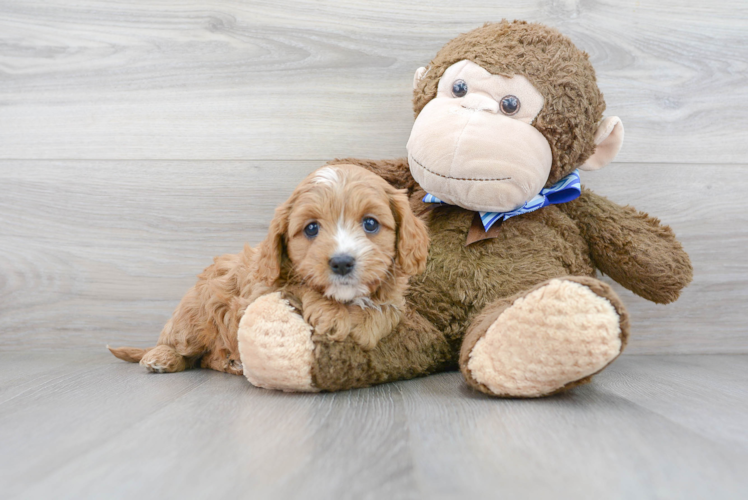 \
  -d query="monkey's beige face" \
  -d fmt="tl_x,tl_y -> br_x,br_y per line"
285,167 -> 398,303
407,60 -> 553,212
